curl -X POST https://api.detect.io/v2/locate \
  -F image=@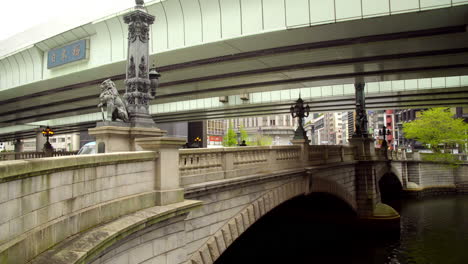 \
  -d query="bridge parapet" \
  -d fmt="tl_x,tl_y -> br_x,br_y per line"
0,151 -> 160,264
179,146 -> 302,186
0,151 -> 77,161
308,145 -> 356,165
